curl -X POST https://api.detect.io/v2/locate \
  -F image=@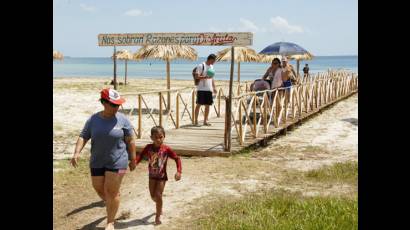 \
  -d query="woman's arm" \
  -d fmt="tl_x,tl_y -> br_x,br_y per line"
125,135 -> 137,171
70,137 -> 89,167
262,67 -> 271,80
